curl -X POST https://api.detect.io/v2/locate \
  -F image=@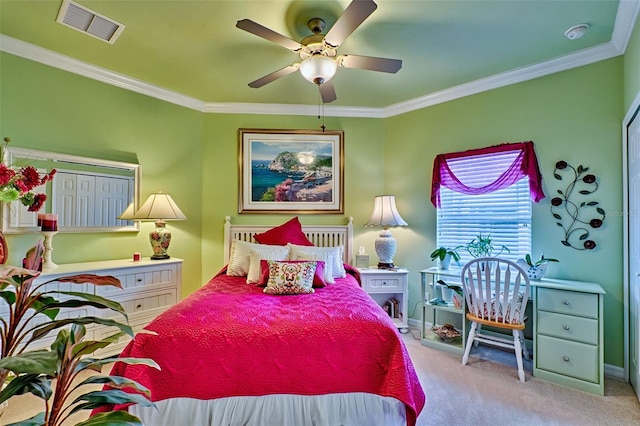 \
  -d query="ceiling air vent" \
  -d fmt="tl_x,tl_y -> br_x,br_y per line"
56,0 -> 125,44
